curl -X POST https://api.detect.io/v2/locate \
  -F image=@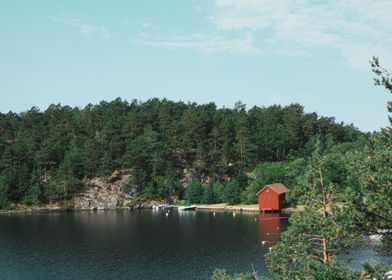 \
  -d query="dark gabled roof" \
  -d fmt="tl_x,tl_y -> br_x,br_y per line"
256,183 -> 288,196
